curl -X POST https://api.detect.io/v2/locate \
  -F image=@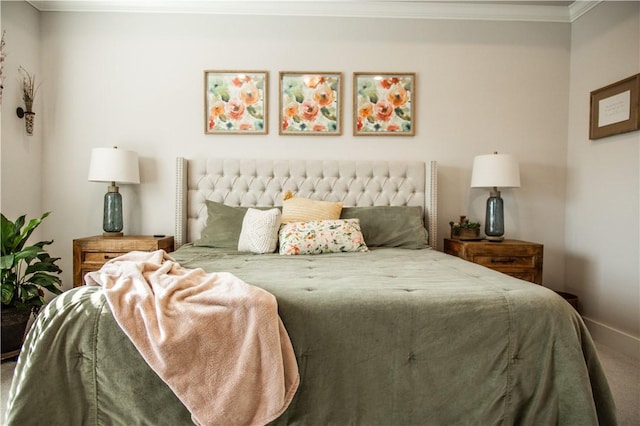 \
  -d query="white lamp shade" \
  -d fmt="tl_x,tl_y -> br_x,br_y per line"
470,153 -> 520,188
88,147 -> 140,184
